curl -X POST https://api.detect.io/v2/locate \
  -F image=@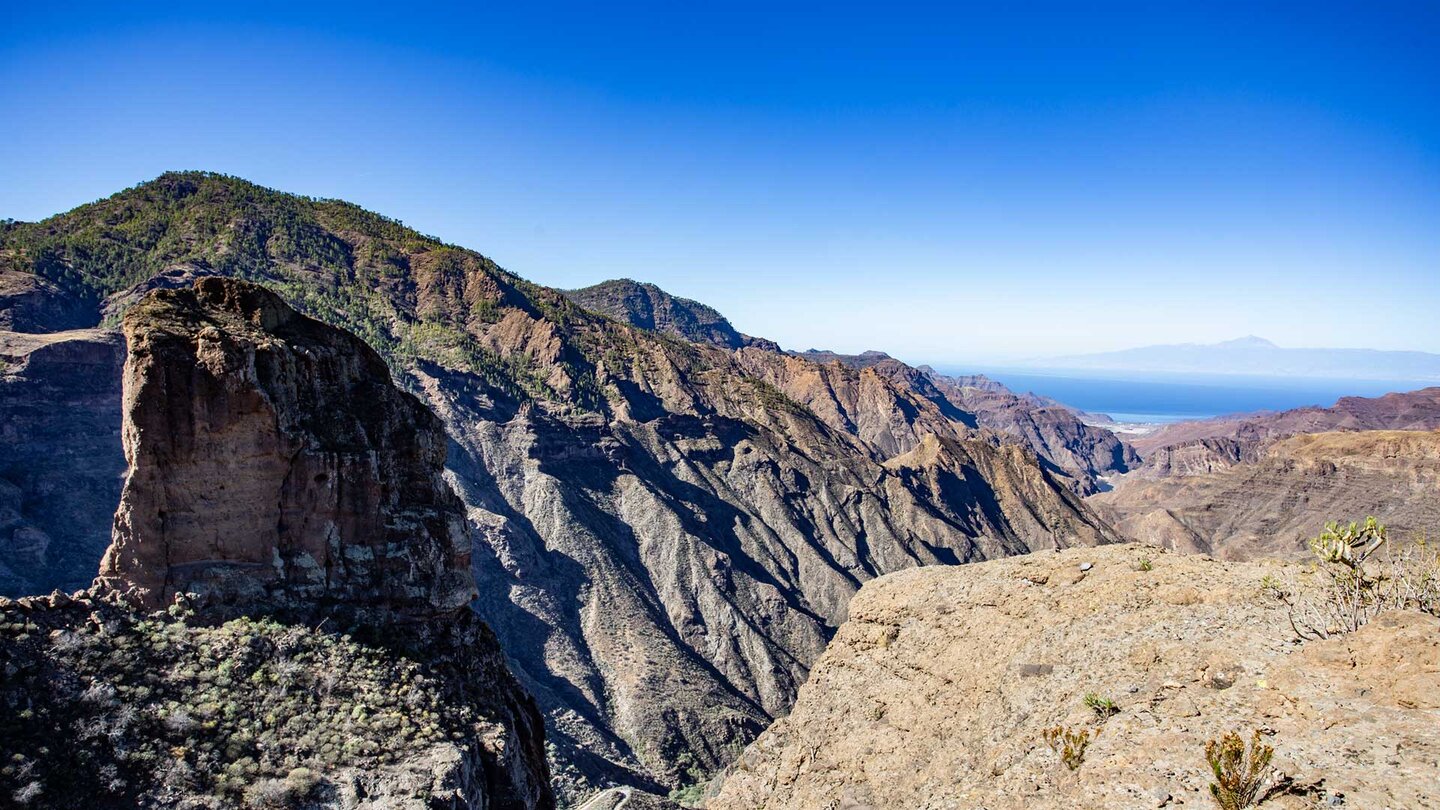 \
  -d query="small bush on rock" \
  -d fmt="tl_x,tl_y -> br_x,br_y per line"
1083,693 -> 1118,720
1280,517 -> 1439,640
1205,730 -> 1273,810
1042,725 -> 1095,771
